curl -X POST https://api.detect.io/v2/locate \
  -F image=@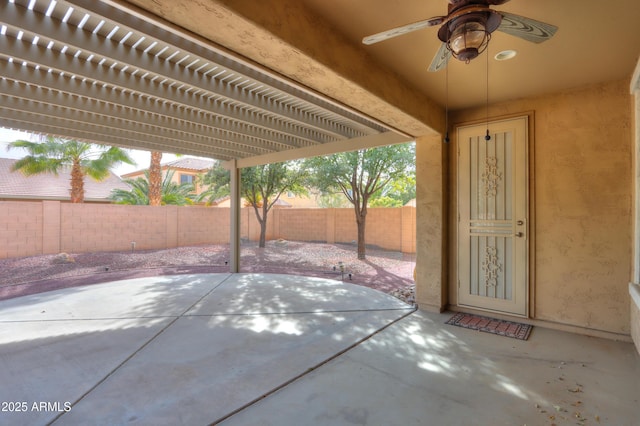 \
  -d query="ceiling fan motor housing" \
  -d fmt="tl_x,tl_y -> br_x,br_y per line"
440,9 -> 502,62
